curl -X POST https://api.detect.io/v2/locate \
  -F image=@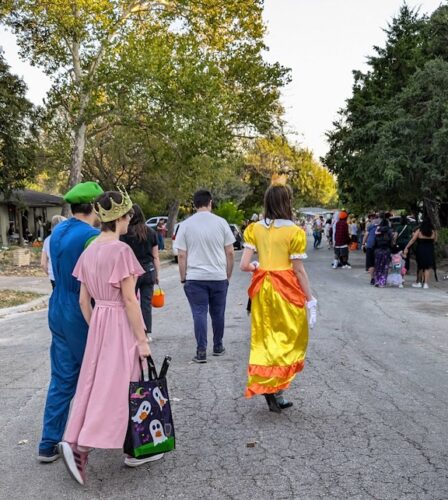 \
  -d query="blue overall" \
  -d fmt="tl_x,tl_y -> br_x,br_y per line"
39,218 -> 99,453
